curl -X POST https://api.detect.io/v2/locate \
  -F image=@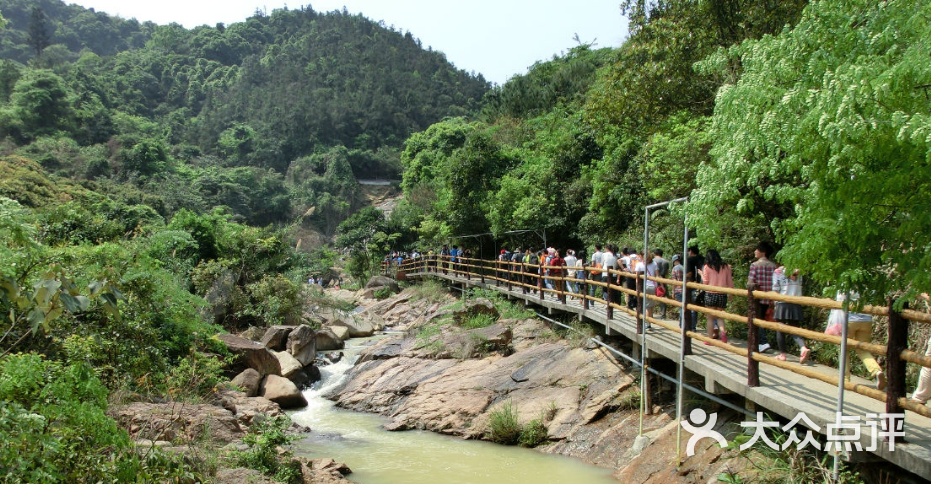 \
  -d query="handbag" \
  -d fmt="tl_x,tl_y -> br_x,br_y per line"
694,290 -> 706,306
656,285 -> 666,298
